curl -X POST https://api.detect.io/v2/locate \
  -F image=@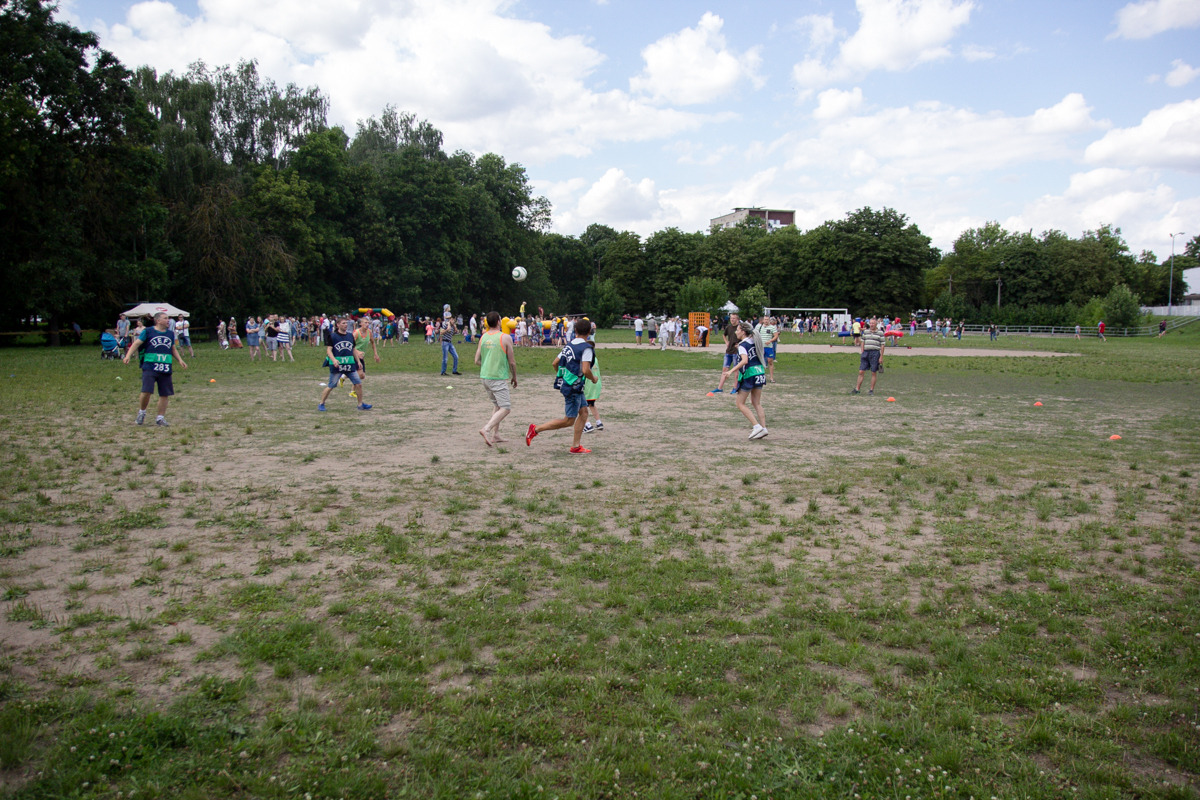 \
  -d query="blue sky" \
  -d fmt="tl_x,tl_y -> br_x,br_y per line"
61,0 -> 1200,286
